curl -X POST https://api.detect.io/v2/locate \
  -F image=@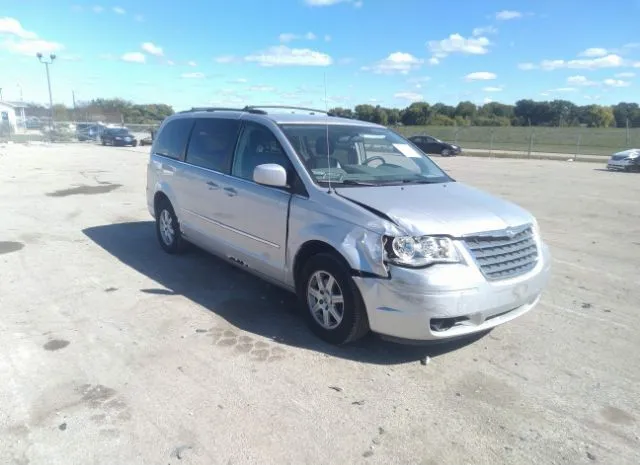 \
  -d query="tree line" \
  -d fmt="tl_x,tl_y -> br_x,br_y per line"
24,98 -> 174,125
20,97 -> 640,128
329,100 -> 640,128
